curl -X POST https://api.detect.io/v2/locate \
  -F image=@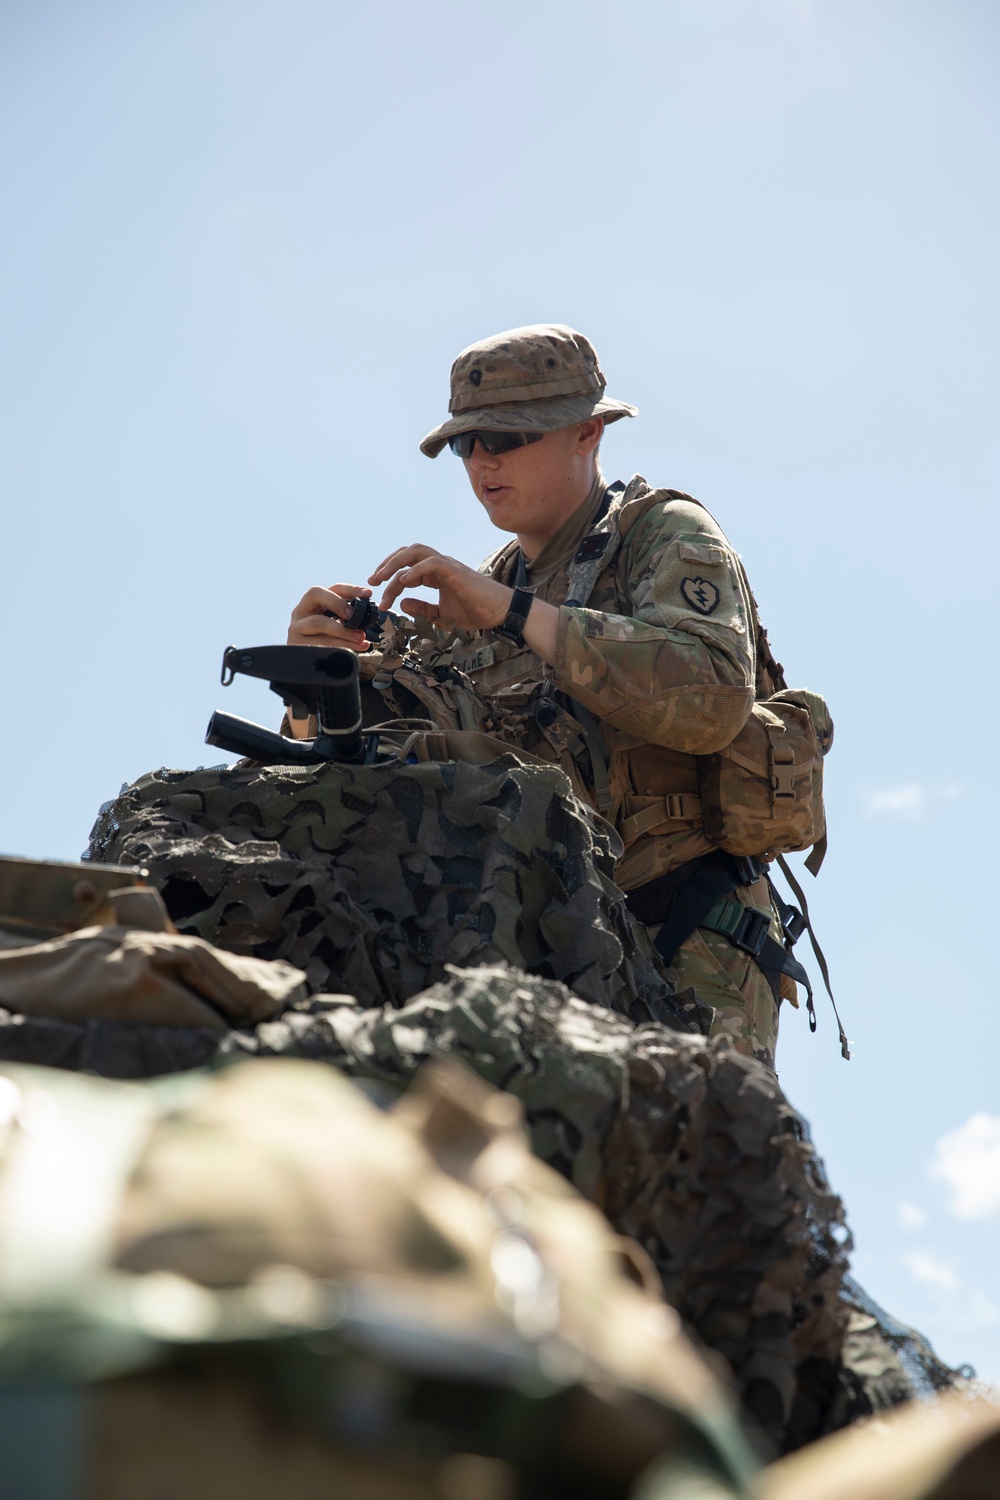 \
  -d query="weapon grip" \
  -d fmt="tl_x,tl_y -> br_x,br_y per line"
205,712 -> 329,766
